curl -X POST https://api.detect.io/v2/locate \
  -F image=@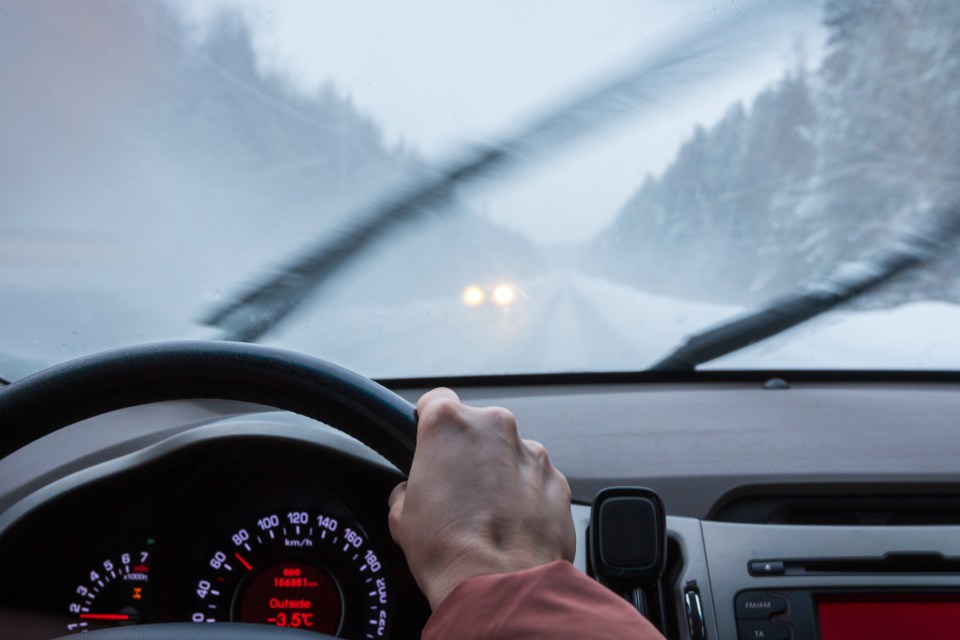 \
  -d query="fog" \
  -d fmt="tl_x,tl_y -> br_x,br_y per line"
1,1 -> 957,378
